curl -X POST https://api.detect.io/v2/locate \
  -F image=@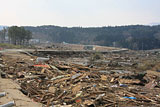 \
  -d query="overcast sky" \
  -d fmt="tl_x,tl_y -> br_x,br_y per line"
0,0 -> 160,27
